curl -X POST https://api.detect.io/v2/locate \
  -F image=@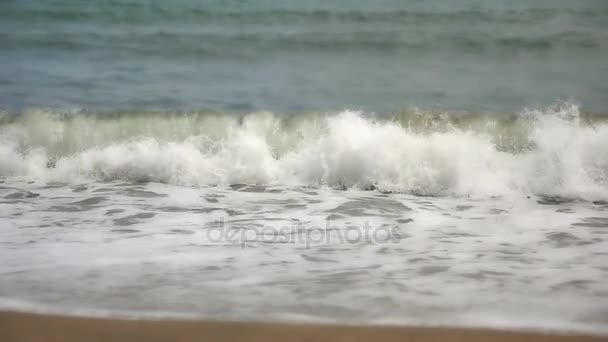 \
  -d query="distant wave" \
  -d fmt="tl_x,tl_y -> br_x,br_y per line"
2,30 -> 602,57
2,6 -> 606,25
1,103 -> 607,199
3,3 -> 604,57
